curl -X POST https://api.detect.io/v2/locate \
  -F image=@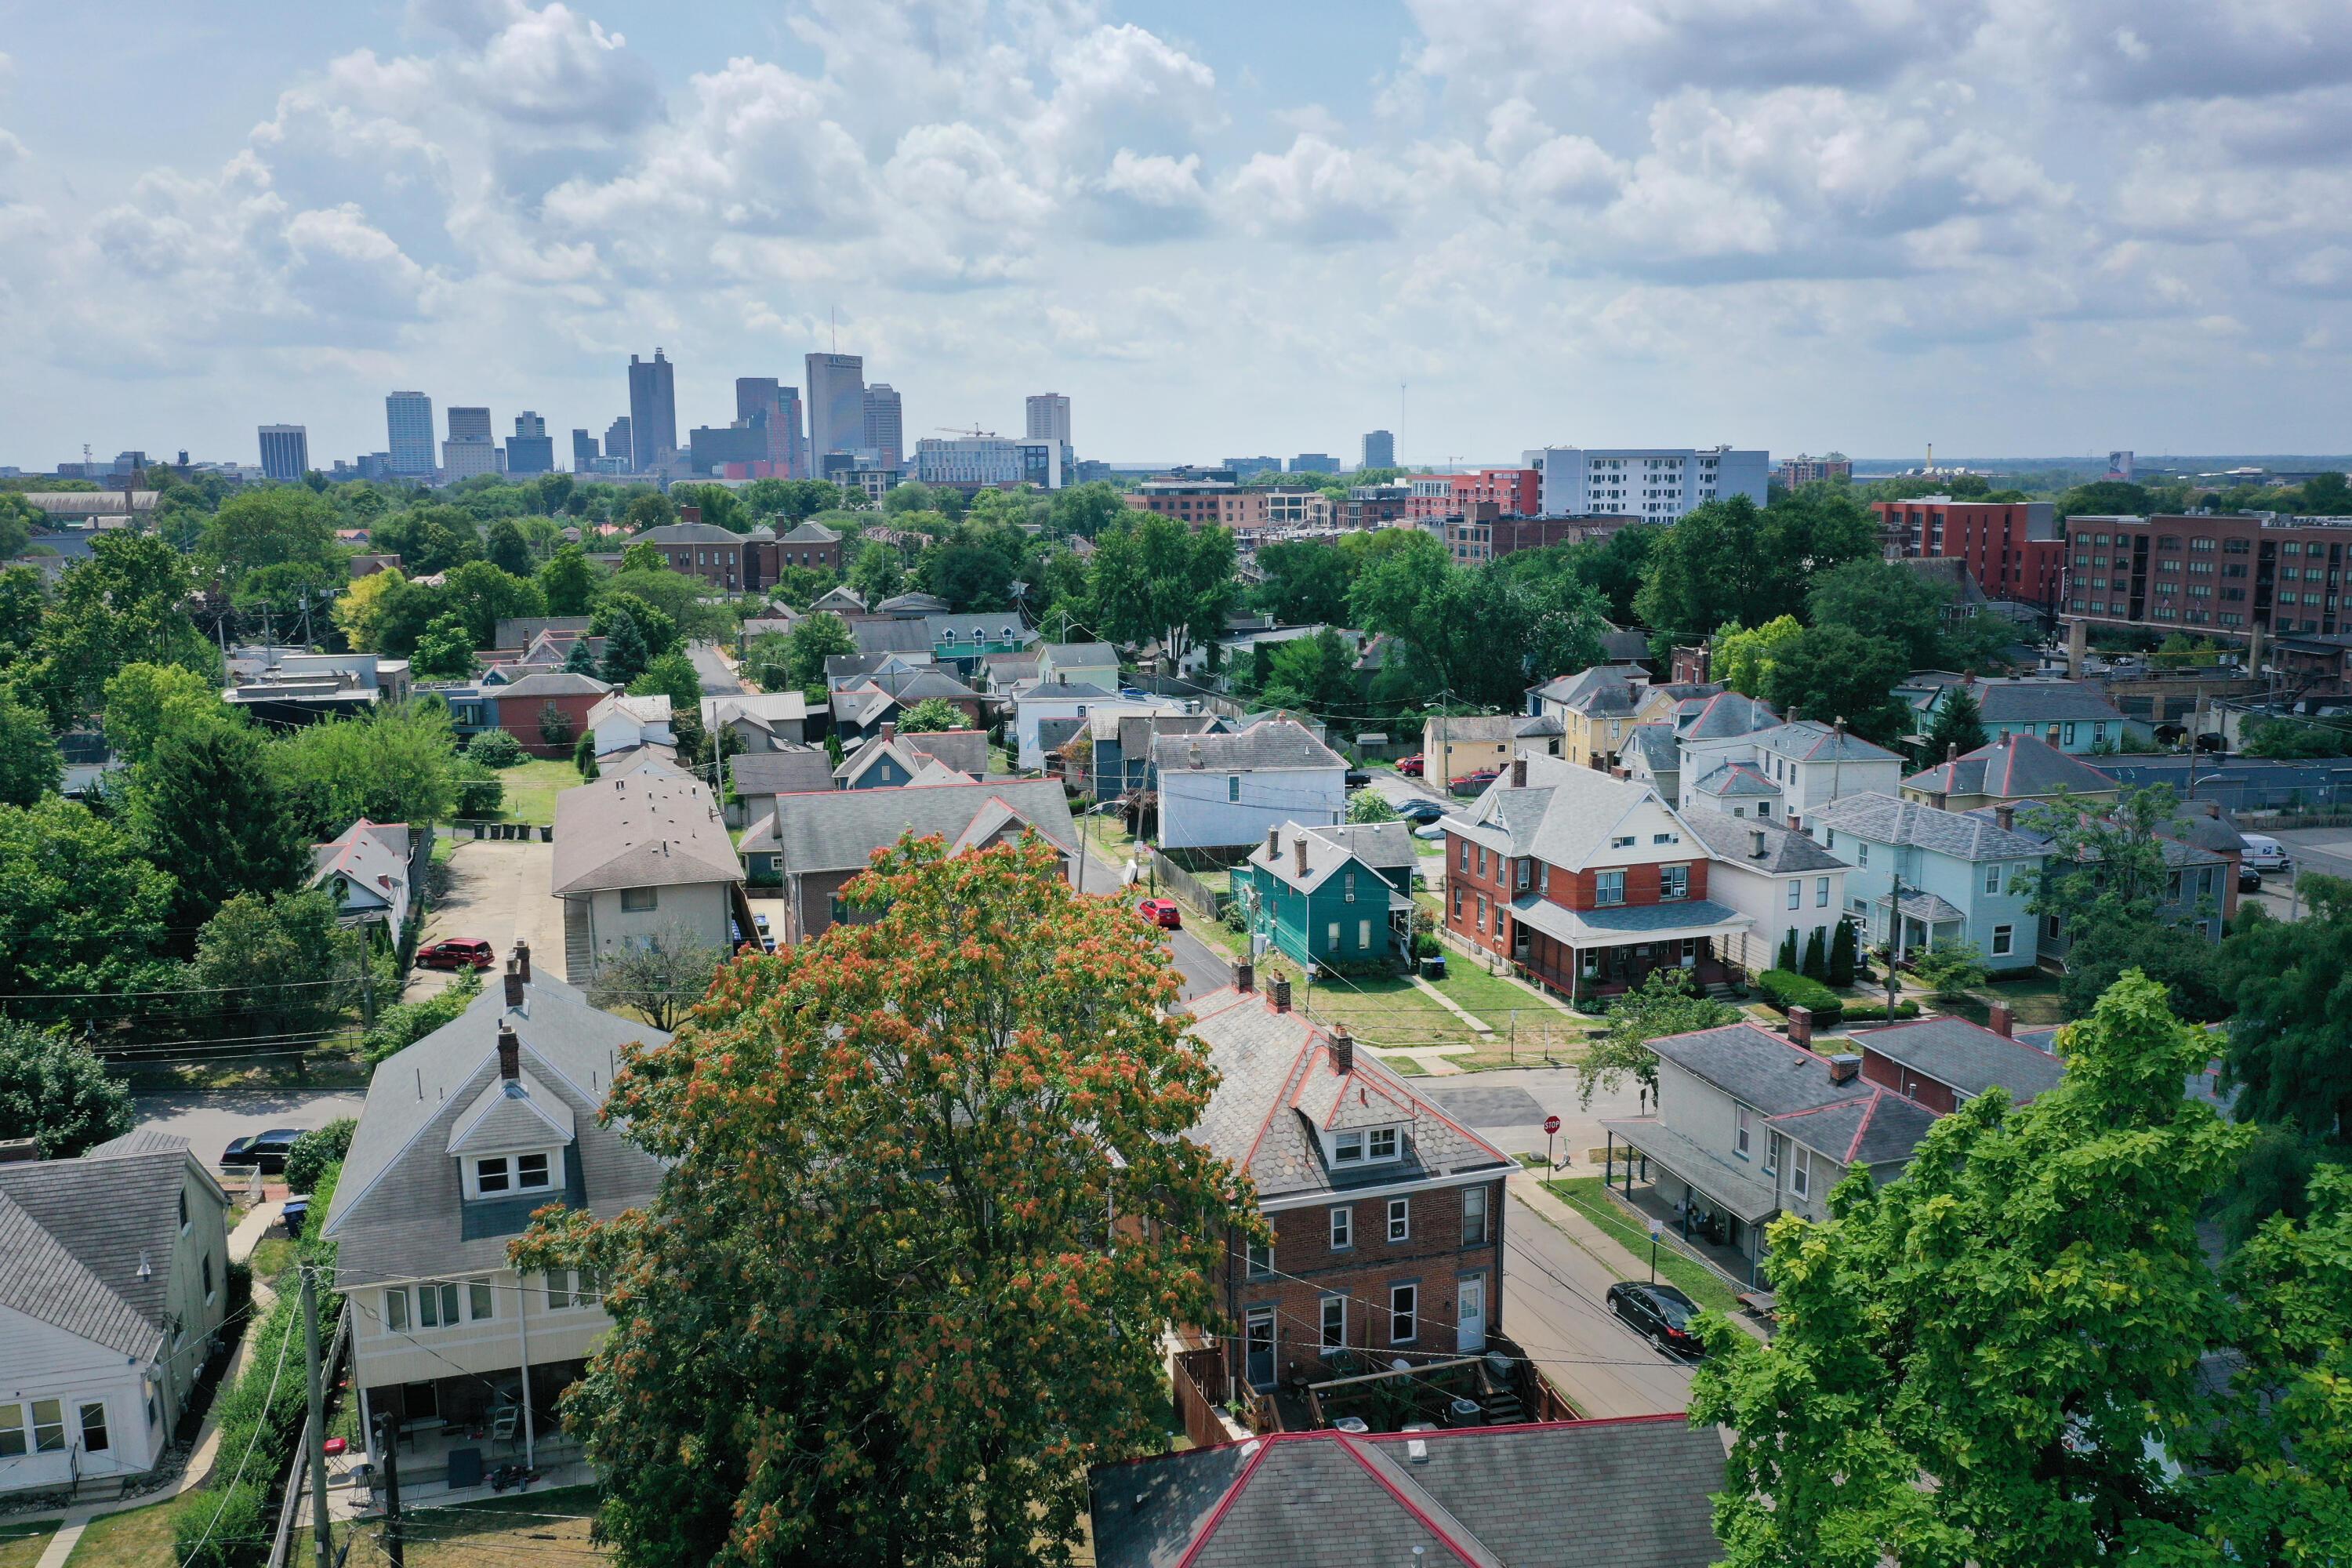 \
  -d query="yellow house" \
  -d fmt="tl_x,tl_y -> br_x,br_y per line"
1419,713 -> 1518,784
1901,731 -> 2122,814
1526,666 -> 1718,771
